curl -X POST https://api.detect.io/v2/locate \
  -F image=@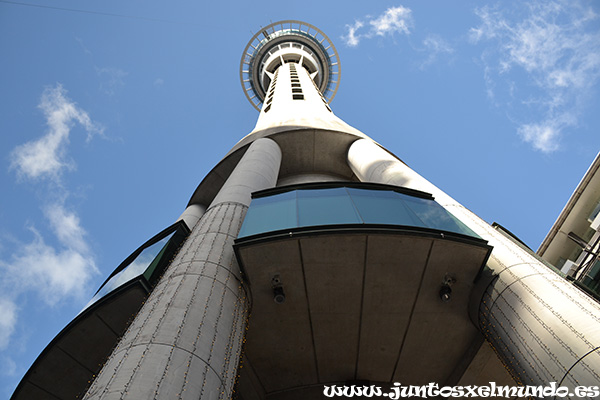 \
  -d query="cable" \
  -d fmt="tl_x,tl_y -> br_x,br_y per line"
0,0 -> 201,26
